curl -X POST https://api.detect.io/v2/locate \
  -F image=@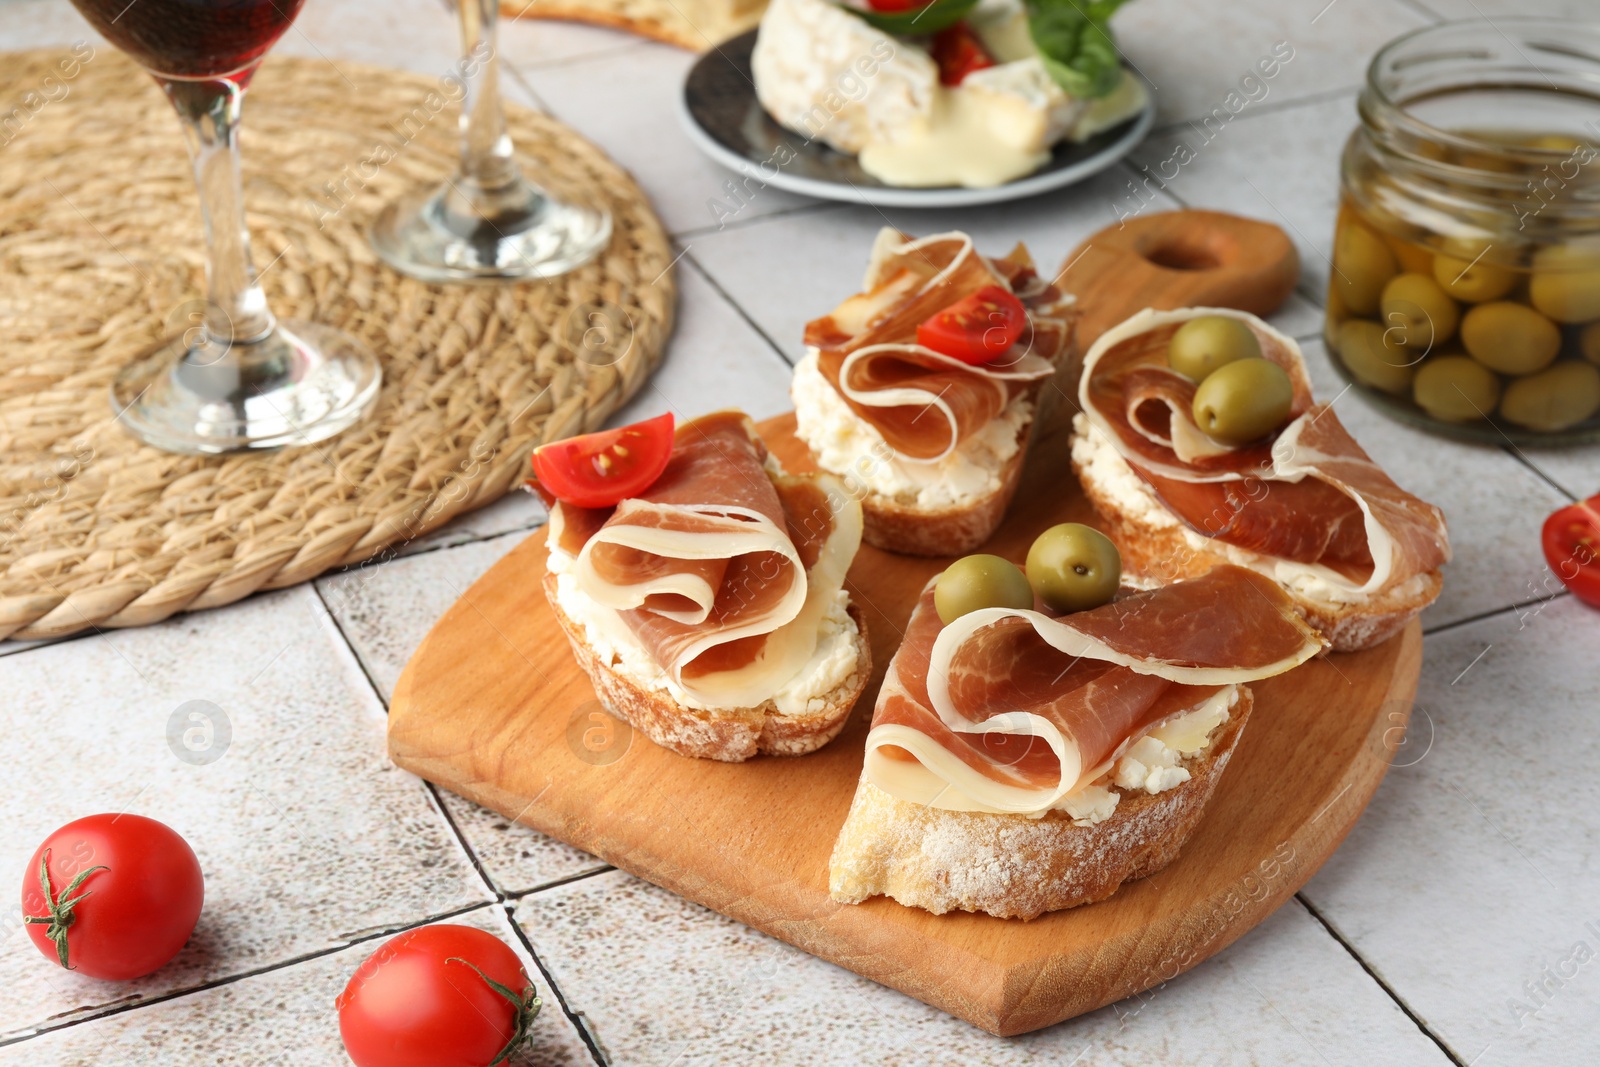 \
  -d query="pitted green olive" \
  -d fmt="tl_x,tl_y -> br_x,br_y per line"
1460,302 -> 1561,375
1411,356 -> 1501,422
1192,358 -> 1294,445
1433,243 -> 1516,303
935,554 -> 1033,625
1499,362 -> 1600,432
1025,523 -> 1121,614
1580,322 -> 1600,366
1332,221 -> 1398,315
1167,316 -> 1262,381
1380,273 -> 1459,349
1528,247 -> 1600,324
1336,319 -> 1419,395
